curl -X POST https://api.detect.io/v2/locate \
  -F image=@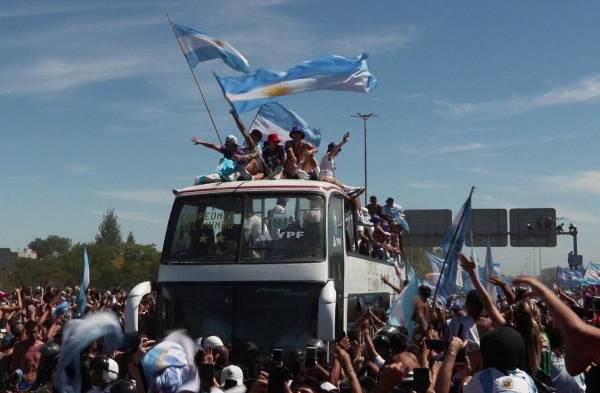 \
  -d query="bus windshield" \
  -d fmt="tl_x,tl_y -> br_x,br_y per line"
163,193 -> 326,263
157,283 -> 320,351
